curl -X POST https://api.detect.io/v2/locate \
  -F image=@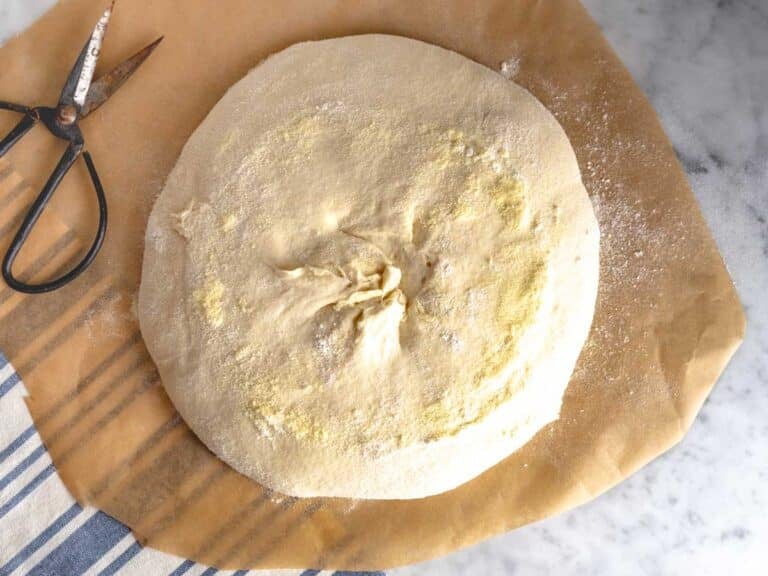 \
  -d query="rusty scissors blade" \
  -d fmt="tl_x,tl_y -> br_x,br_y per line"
0,1 -> 162,294
81,36 -> 164,118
